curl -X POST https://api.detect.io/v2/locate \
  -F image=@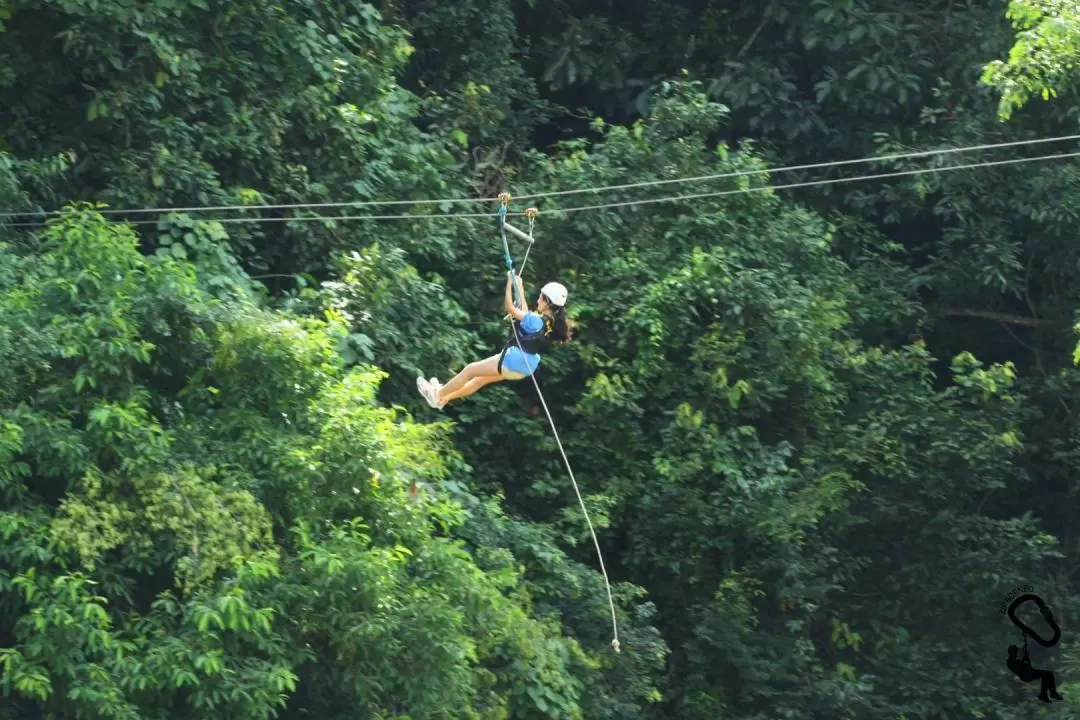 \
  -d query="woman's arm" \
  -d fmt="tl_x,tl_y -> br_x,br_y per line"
504,272 -> 527,321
